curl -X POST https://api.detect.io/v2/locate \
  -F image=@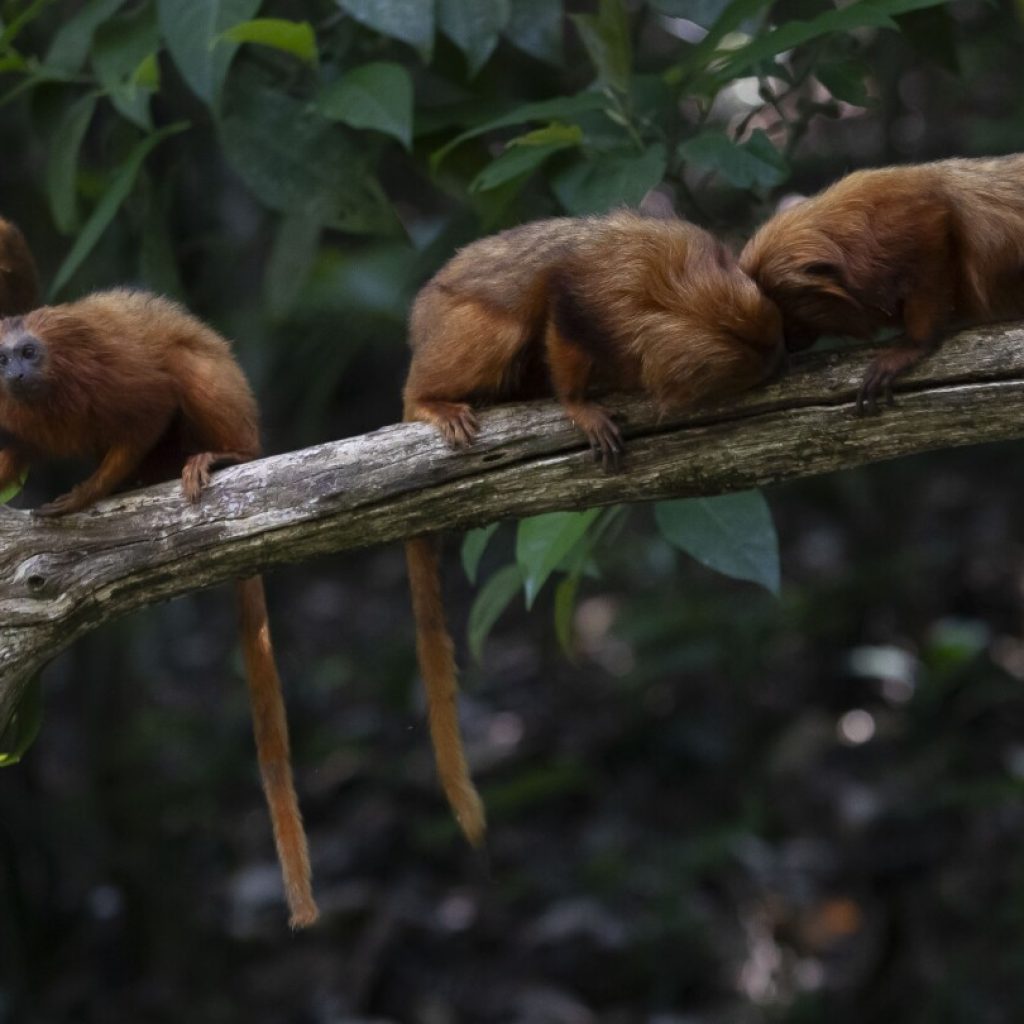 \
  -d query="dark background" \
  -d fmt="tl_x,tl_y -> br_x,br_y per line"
3,1 -> 1024,1021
